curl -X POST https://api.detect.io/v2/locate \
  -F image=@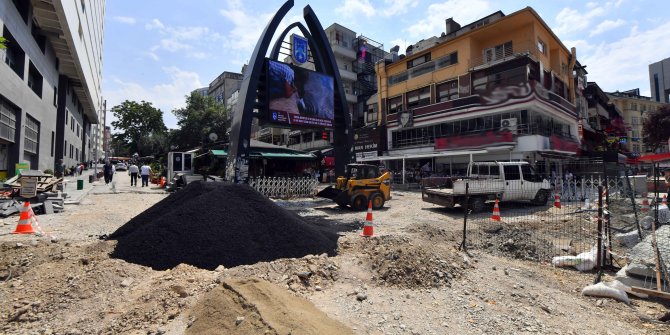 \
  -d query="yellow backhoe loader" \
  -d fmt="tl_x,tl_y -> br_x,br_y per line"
316,164 -> 392,210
